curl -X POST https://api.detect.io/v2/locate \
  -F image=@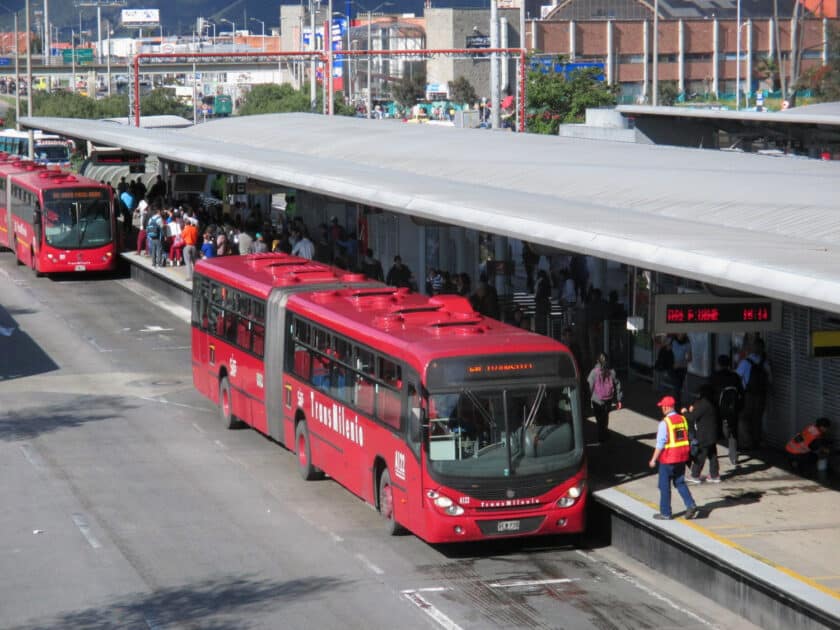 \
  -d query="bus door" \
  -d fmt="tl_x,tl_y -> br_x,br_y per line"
401,368 -> 425,525
1,174 -> 12,250
191,277 -> 212,398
